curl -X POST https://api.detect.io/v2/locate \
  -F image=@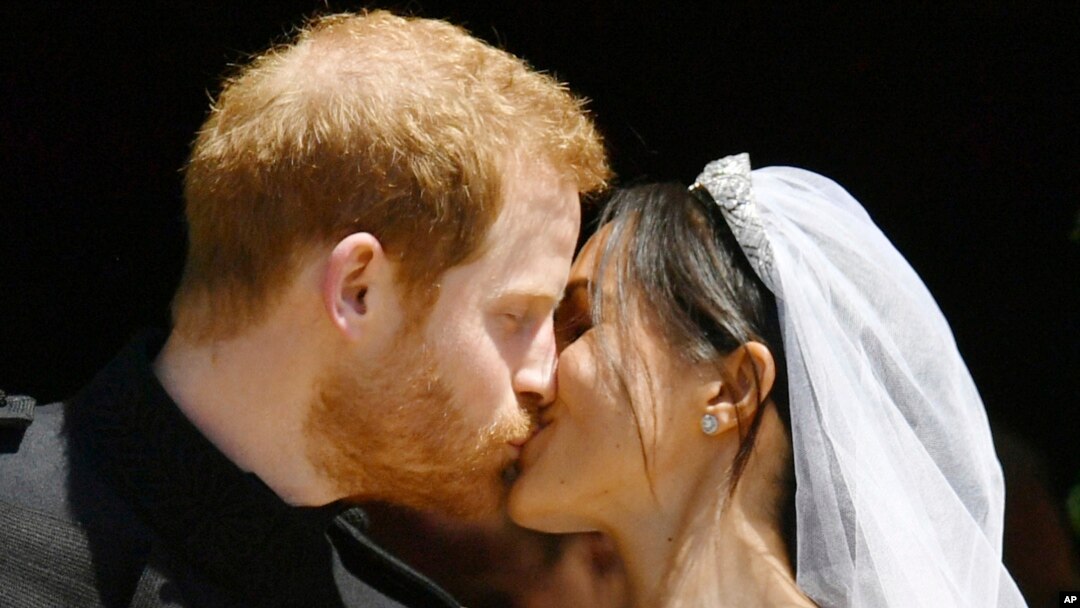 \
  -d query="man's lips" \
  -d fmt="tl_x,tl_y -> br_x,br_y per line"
508,434 -> 533,448
509,409 -> 554,448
